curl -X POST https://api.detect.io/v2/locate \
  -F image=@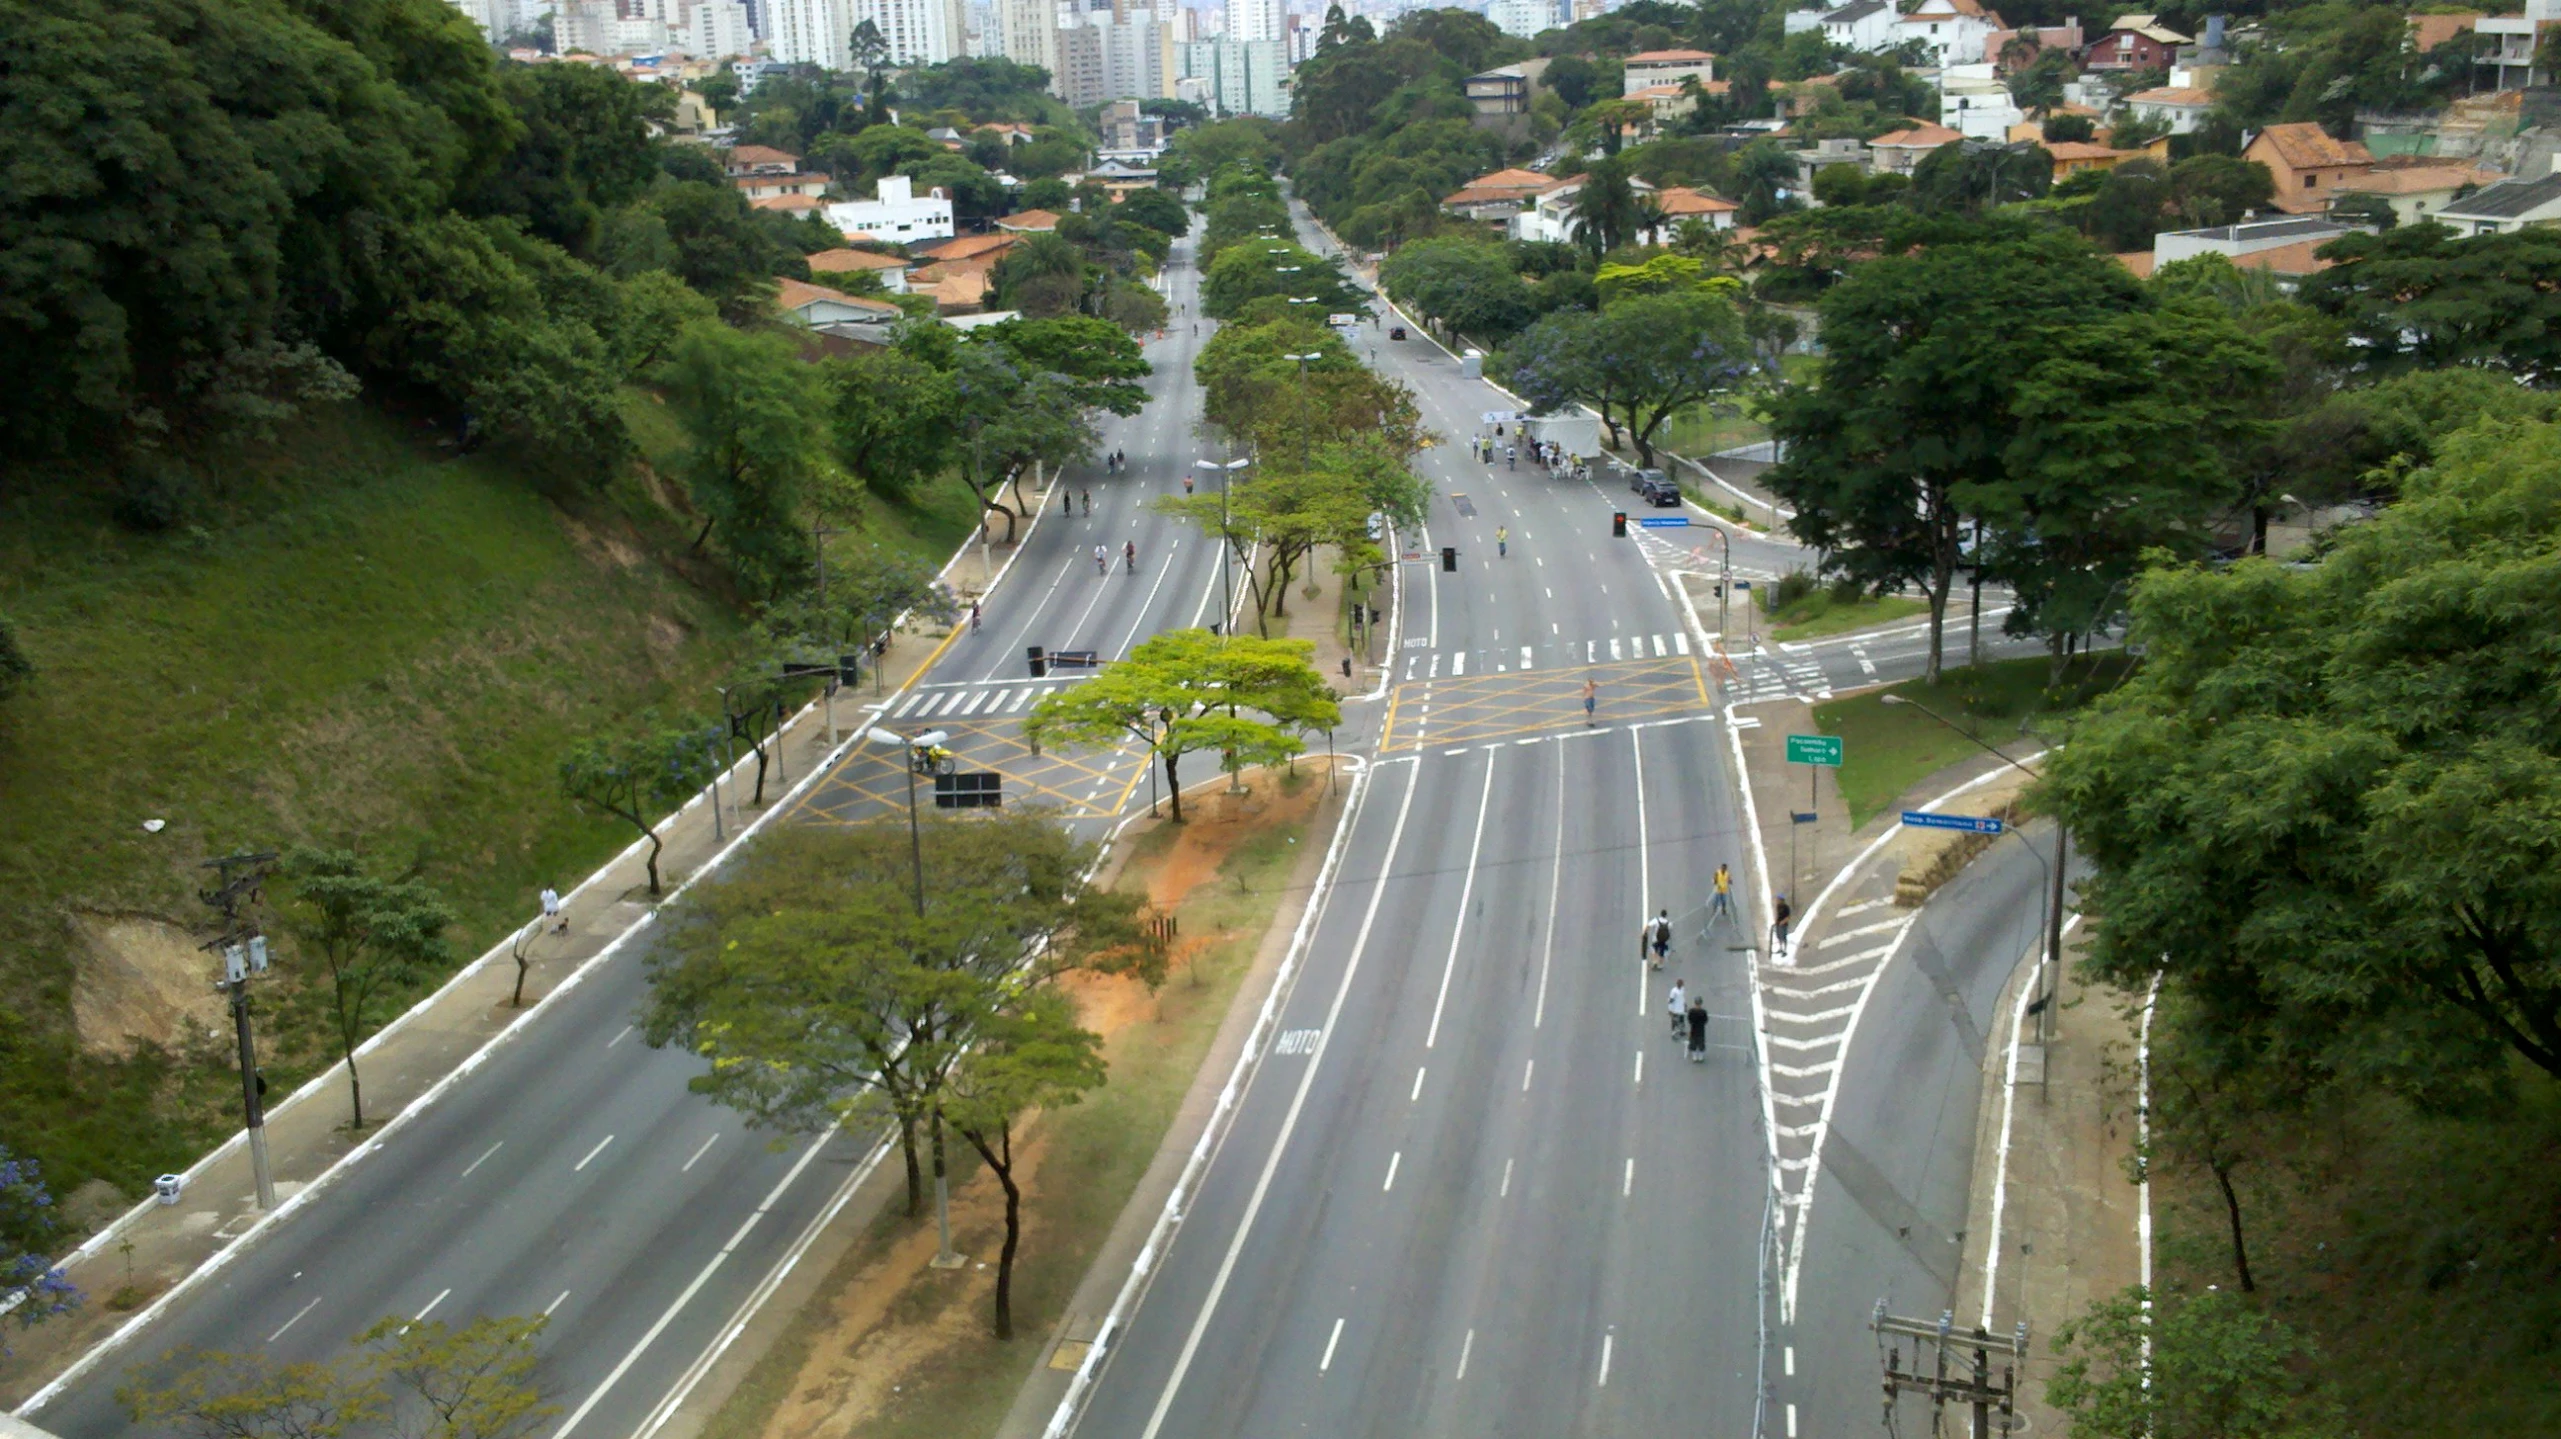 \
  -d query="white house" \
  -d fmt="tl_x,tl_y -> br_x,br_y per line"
824,175 -> 956,243
2123,84 -> 2215,135
2431,170 -> 2561,236
1818,0 -> 1898,53
1622,48 -> 1717,93
1938,62 -> 2023,140
1896,0 -> 2004,69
